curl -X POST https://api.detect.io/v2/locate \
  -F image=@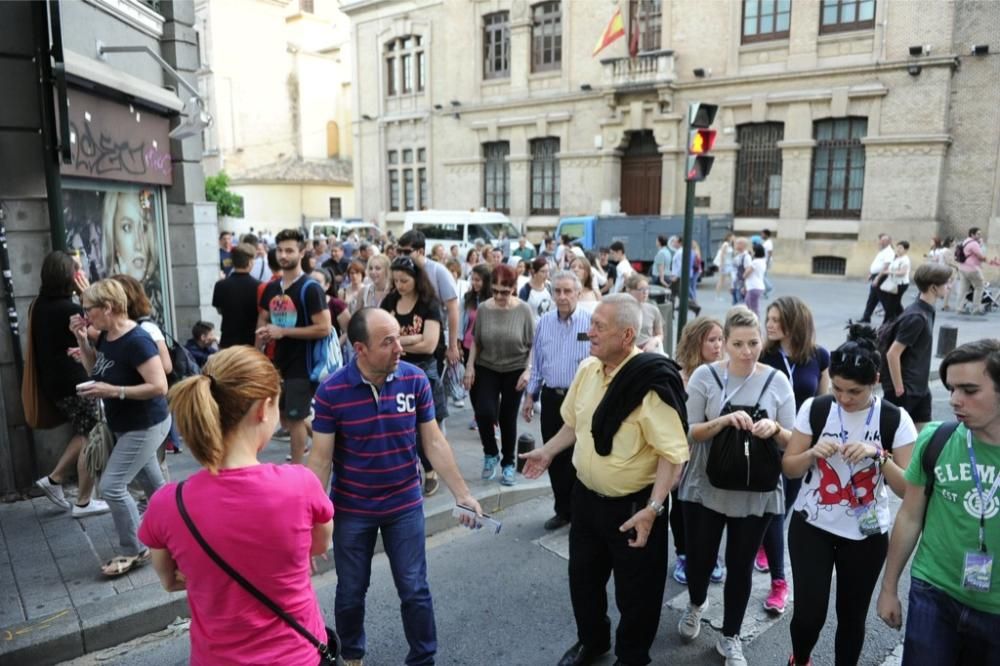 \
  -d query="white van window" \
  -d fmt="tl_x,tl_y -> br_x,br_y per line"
414,223 -> 464,242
